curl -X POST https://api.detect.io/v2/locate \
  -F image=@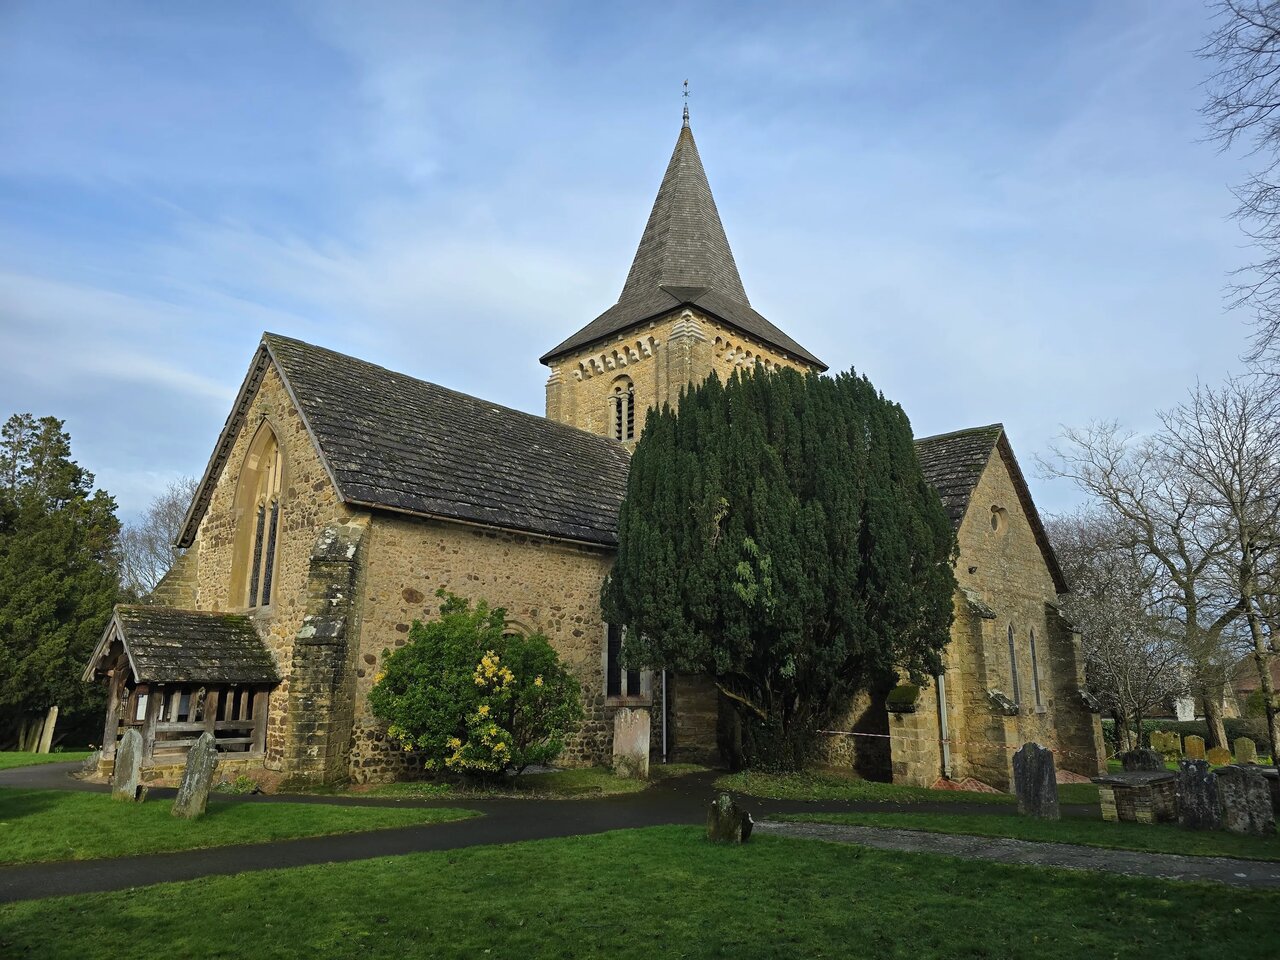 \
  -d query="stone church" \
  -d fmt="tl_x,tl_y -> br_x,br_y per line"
84,116 -> 1105,789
